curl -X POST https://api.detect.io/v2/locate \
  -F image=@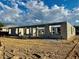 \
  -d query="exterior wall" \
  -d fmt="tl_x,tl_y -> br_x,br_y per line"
32,28 -> 37,37
2,28 -> 8,32
37,27 -> 45,37
29,27 -> 37,37
7,22 -> 75,40
18,28 -> 26,36
45,25 -> 50,37
49,25 -> 62,39
26,28 -> 30,35
8,29 -> 11,34
67,22 -> 75,40
35,23 -> 67,39
60,22 -> 67,39
15,28 -> 19,35
9,28 -> 16,35
25,28 -> 34,37
9,28 -> 27,36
